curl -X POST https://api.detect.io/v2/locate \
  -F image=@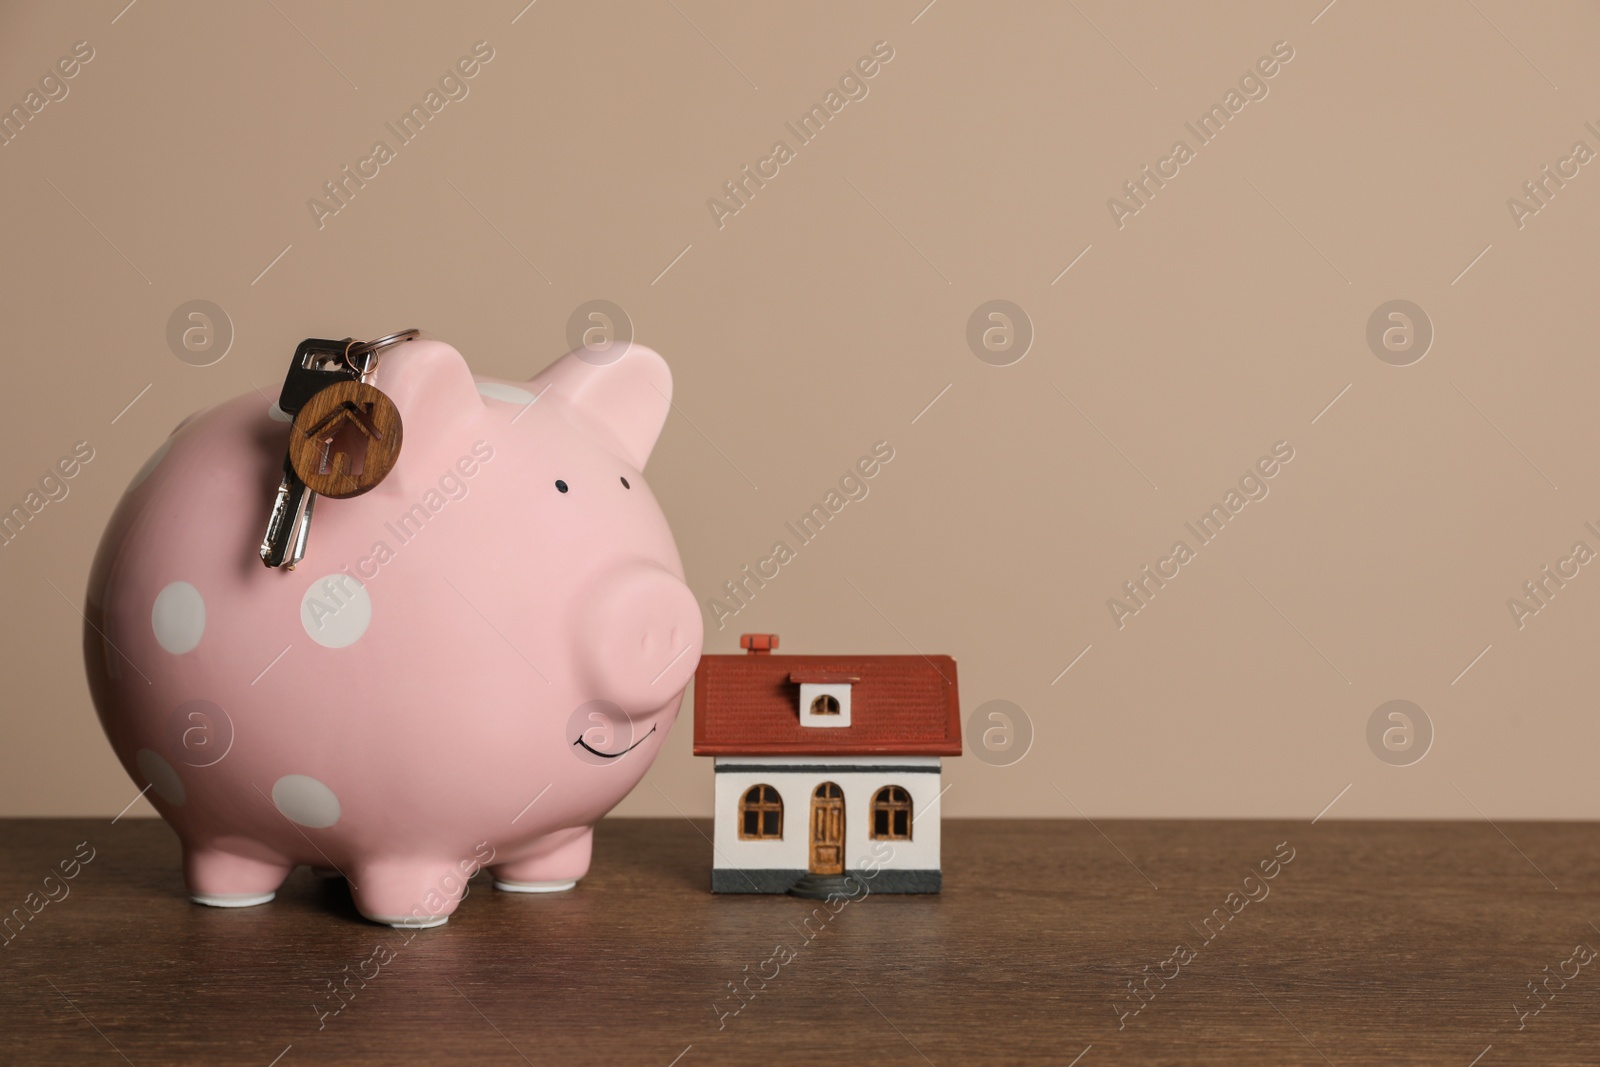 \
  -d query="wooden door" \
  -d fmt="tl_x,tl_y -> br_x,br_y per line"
809,782 -> 845,875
